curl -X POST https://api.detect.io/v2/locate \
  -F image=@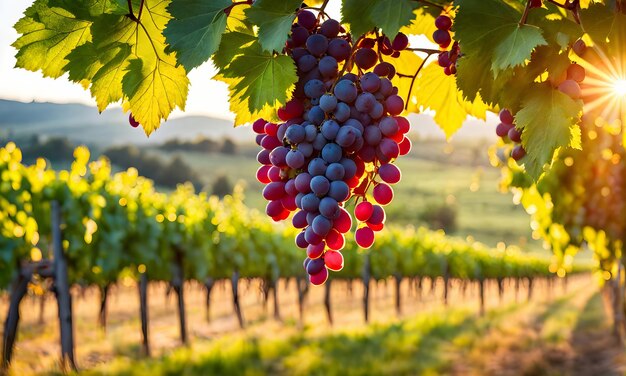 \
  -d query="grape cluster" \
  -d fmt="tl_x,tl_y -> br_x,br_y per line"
433,15 -> 460,76
495,109 -> 526,162
253,10 -> 412,285
556,63 -> 585,100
